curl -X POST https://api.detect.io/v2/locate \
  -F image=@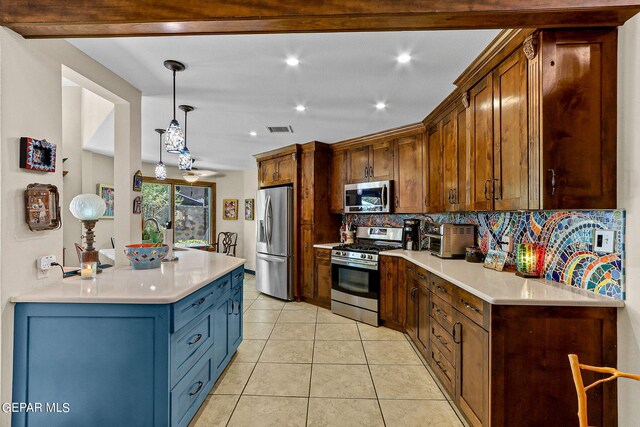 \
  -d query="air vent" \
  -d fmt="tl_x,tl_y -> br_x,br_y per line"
267,126 -> 294,133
